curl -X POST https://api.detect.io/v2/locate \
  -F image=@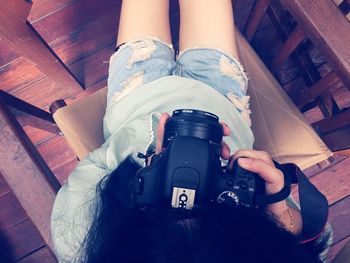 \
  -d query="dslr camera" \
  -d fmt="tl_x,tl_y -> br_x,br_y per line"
131,109 -> 265,209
